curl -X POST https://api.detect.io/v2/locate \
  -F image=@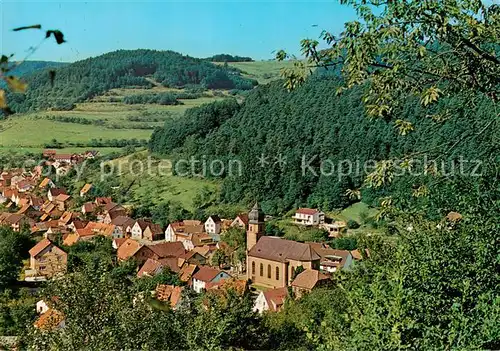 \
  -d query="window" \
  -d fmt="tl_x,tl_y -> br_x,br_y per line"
276,267 -> 280,280
267,264 -> 271,279
252,261 -> 255,275
260,263 -> 263,276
